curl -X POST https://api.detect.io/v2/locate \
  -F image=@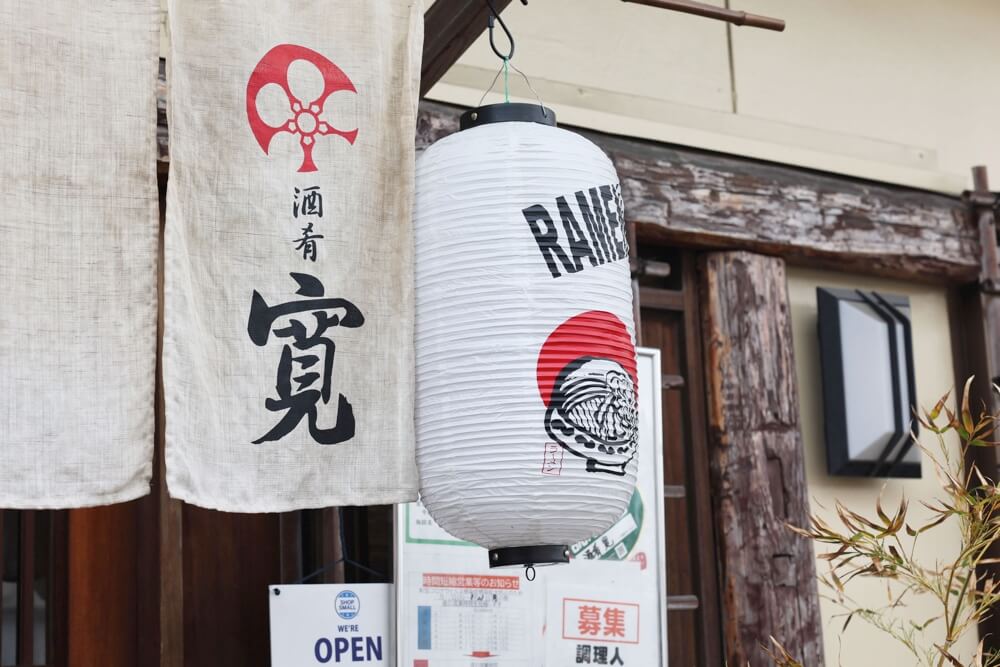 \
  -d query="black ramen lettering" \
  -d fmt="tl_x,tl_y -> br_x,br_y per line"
523,183 -> 629,279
